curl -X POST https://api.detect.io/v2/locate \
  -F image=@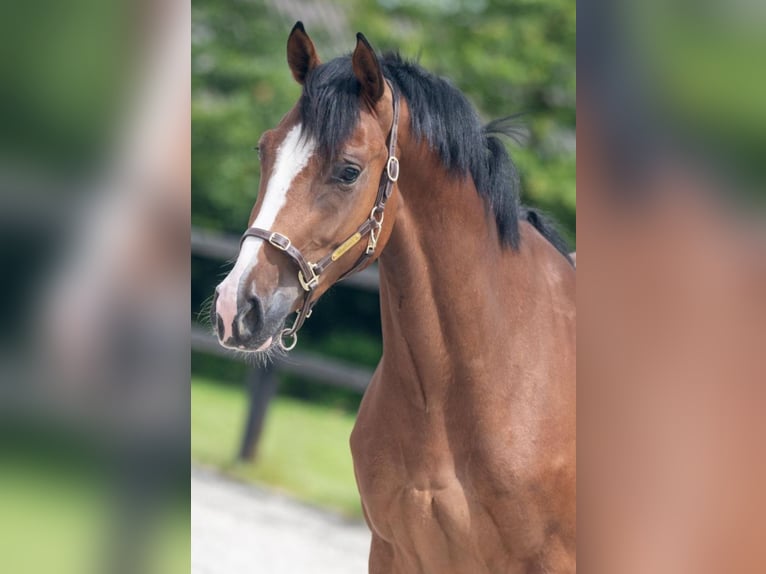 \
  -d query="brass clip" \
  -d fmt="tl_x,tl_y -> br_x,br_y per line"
298,264 -> 319,291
